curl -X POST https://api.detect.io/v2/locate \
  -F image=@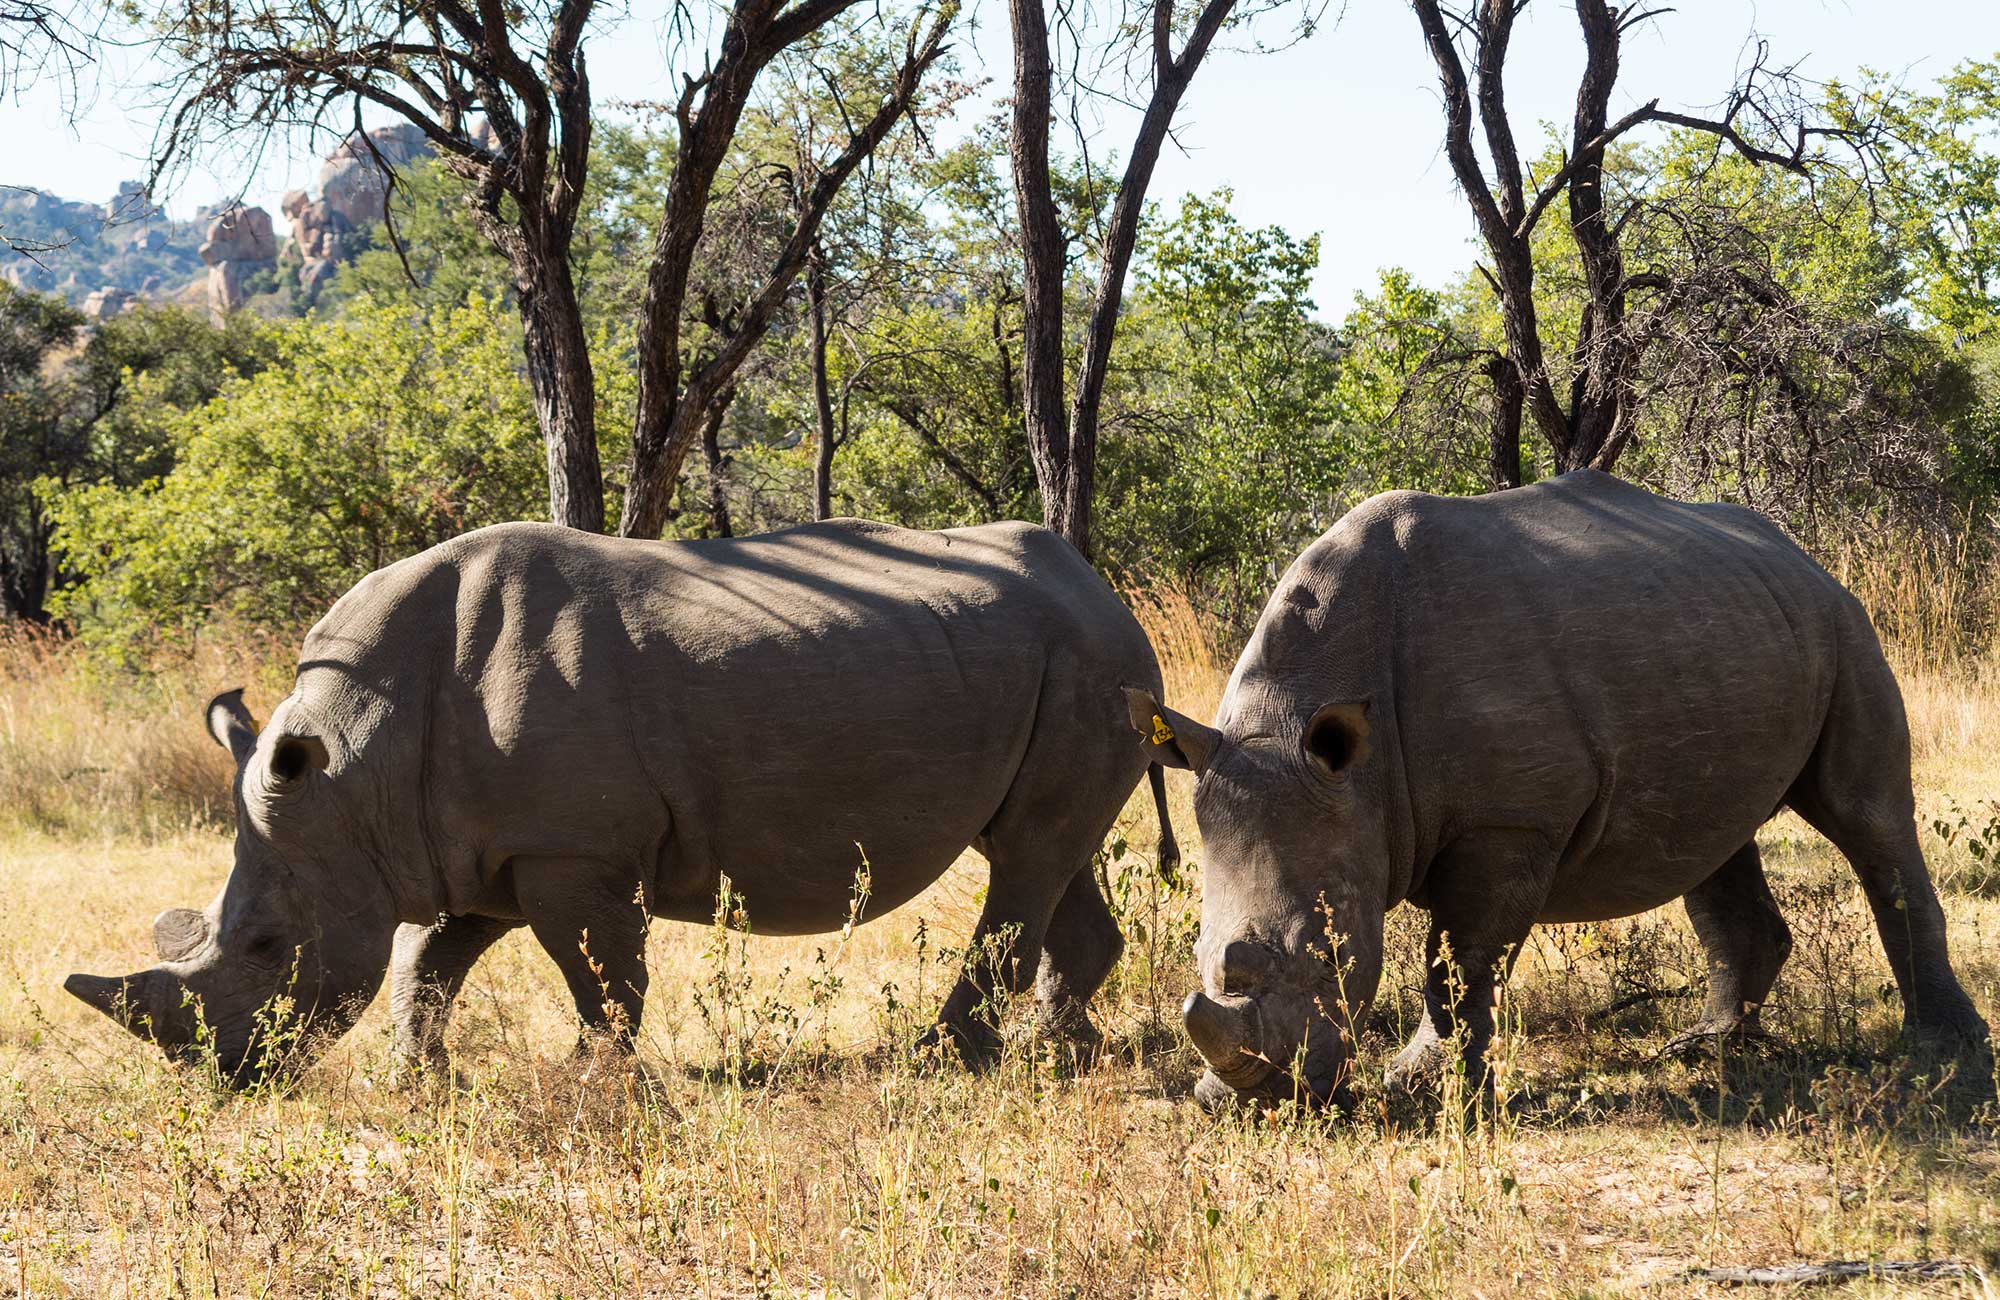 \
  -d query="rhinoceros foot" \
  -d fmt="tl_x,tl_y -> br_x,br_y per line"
1897,1003 -> 1993,1094
1013,1002 -> 1106,1074
1383,1018 -> 1450,1093
387,1034 -> 464,1092
1659,1018 -> 1778,1063
388,1054 -> 479,1094
1901,993 -> 1991,1050
914,1016 -> 1004,1071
